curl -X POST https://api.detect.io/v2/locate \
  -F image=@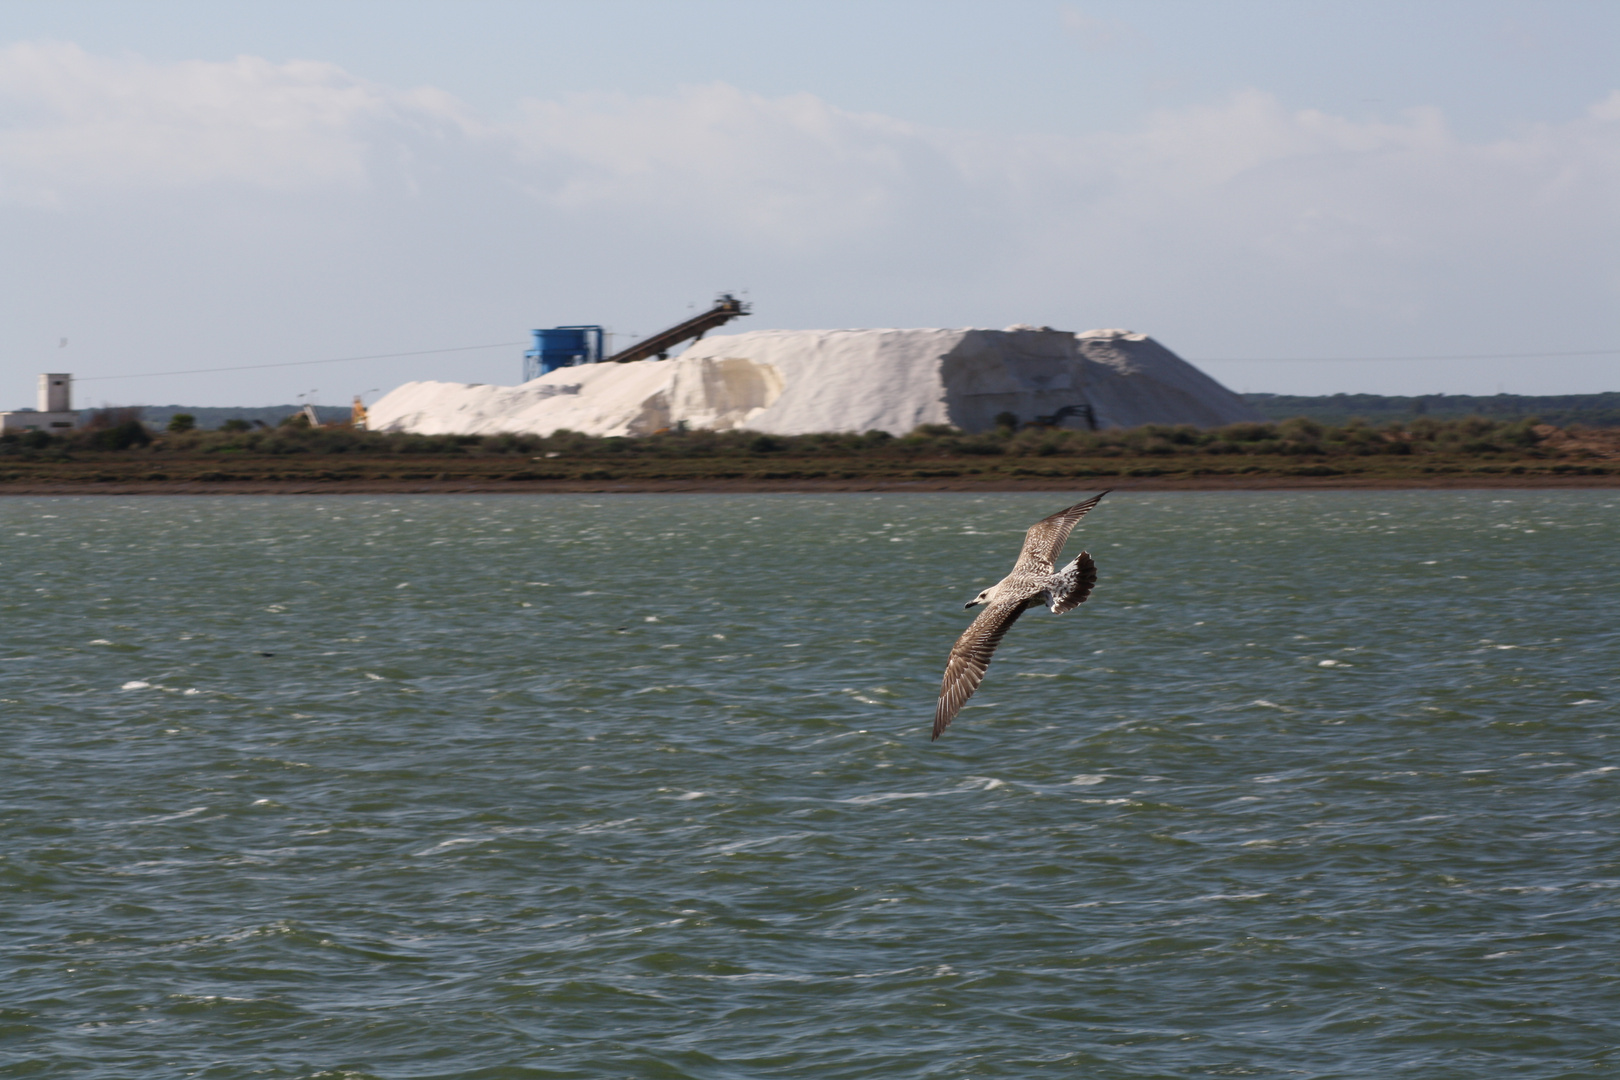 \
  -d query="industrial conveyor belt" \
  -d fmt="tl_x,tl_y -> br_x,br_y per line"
605,294 -> 751,363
